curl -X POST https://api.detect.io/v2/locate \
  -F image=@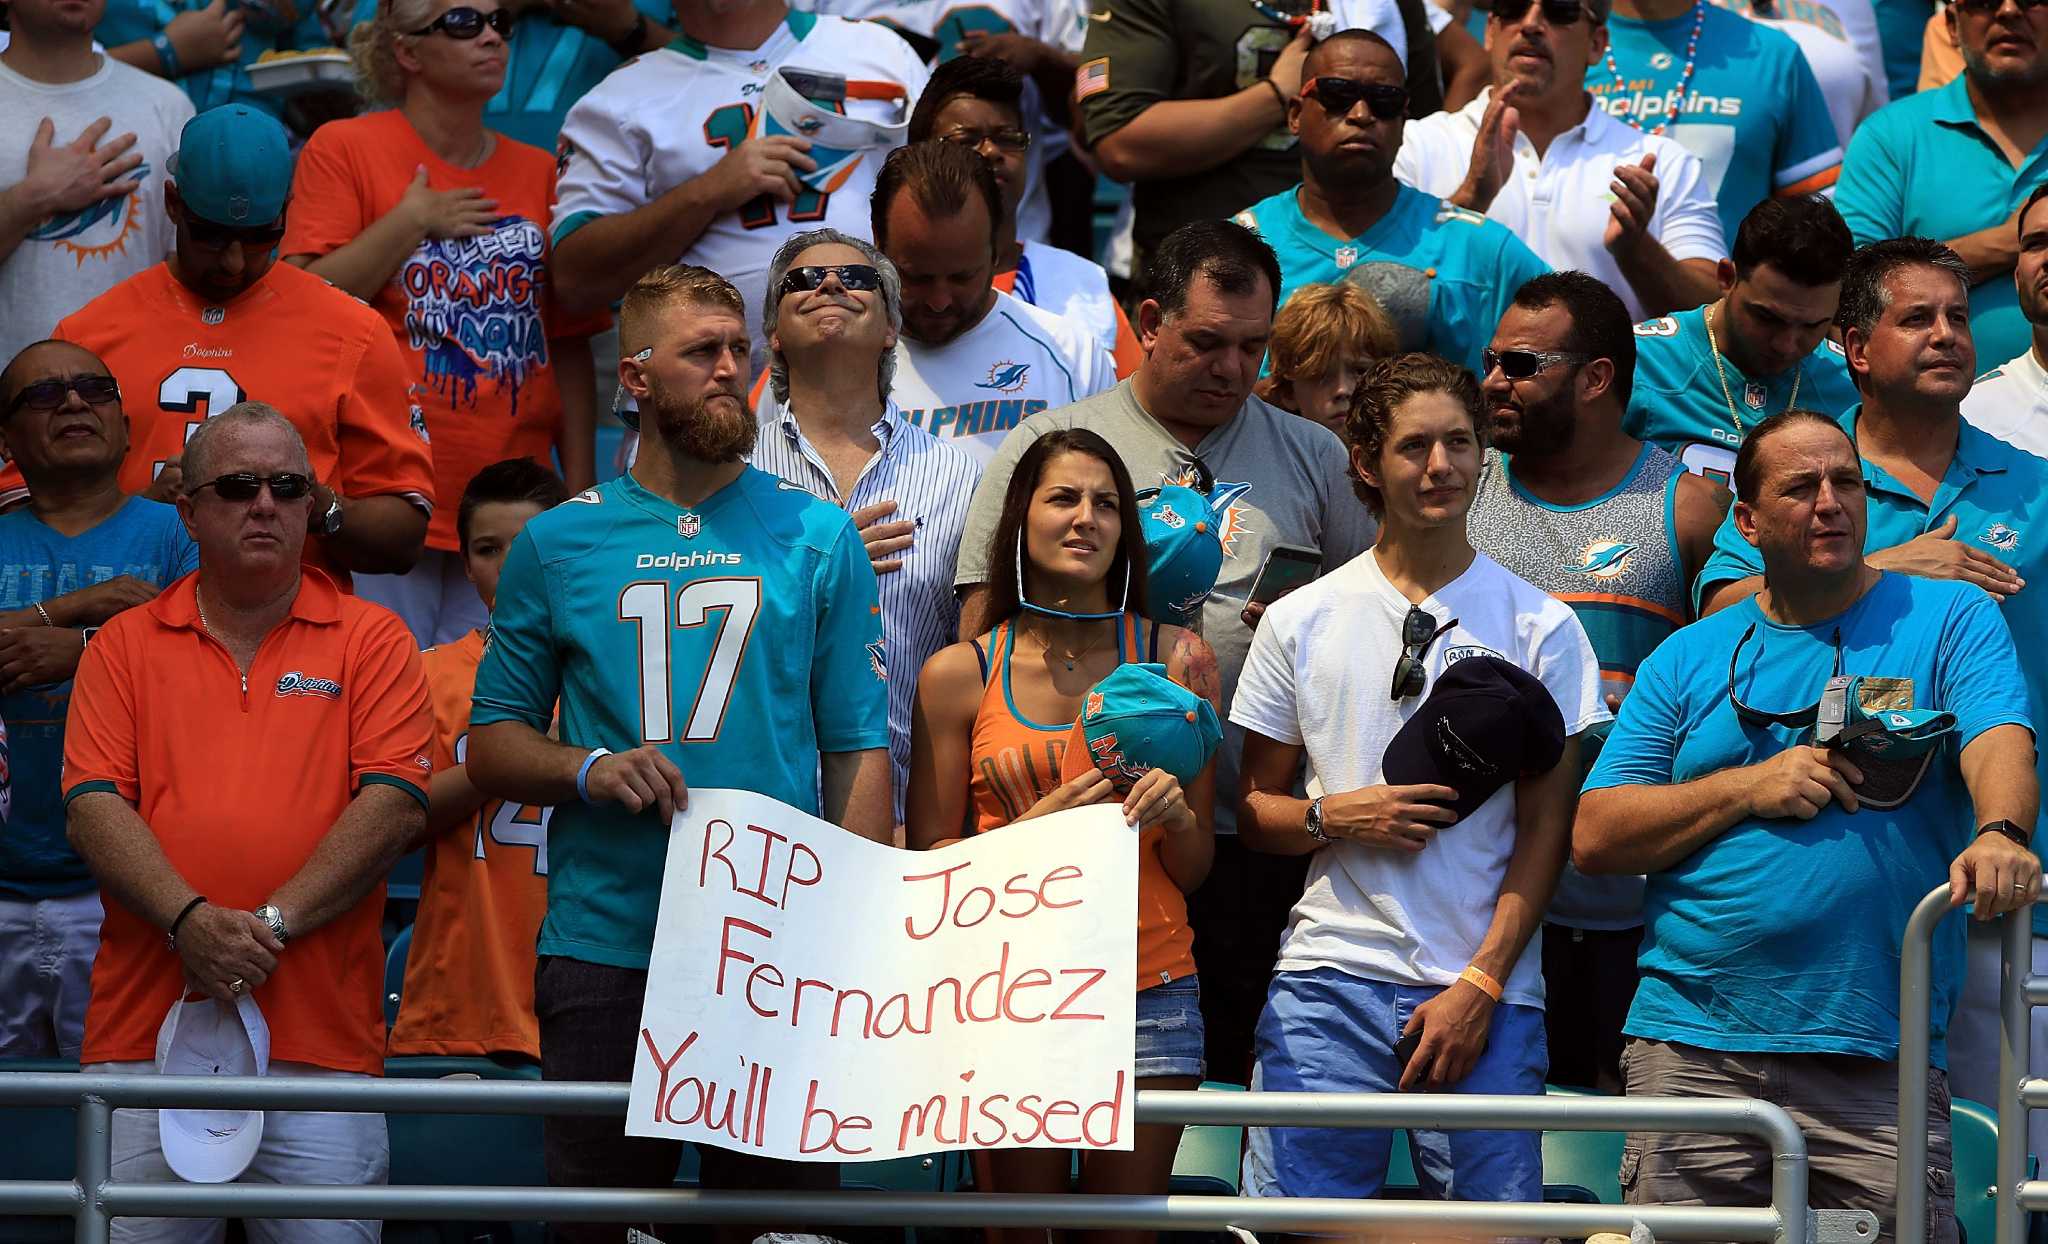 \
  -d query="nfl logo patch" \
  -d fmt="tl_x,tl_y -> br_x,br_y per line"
1334,246 -> 1359,269
202,307 -> 225,325
678,512 -> 702,539
1743,382 -> 1767,411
